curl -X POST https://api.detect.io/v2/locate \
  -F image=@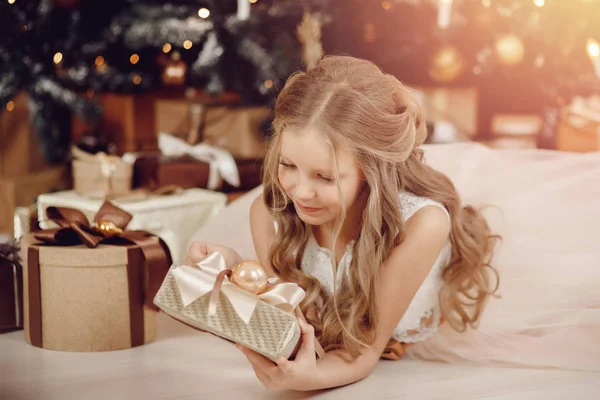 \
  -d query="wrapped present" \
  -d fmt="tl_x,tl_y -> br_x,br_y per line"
557,95 -> 600,152
129,133 -> 262,192
154,253 -> 325,362
72,147 -> 133,198
155,103 -> 270,160
37,188 -> 227,264
0,166 -> 67,237
0,241 -> 24,333
201,106 -> 270,160
132,154 -> 262,193
23,202 -> 172,352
